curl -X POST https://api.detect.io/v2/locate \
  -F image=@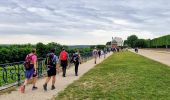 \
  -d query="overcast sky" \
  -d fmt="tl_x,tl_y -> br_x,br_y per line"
0,0 -> 170,45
